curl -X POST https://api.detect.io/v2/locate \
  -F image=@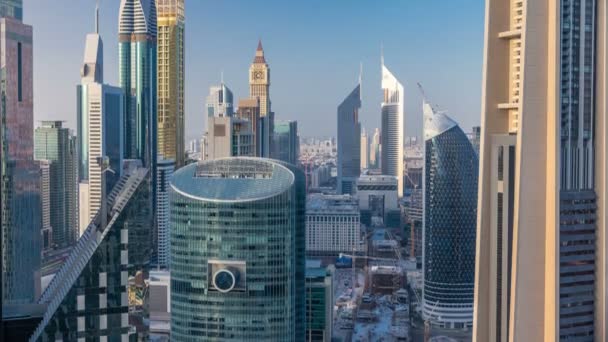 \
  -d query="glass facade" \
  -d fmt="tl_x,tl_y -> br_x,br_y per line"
29,167 -> 151,341
0,0 -> 22,21
272,120 -> 299,166
337,84 -> 361,195
305,267 -> 332,342
423,105 -> 478,328
170,158 -> 305,341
